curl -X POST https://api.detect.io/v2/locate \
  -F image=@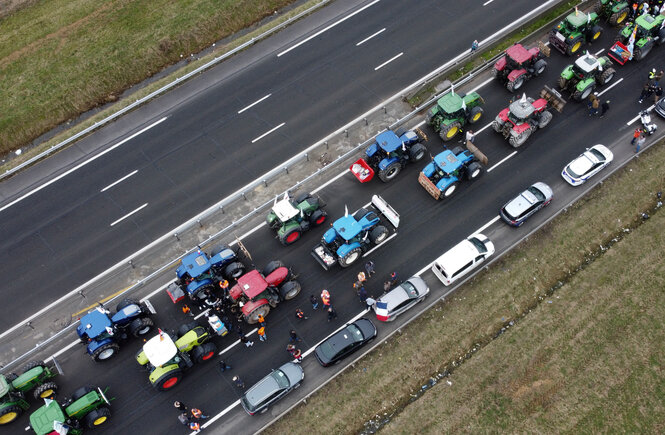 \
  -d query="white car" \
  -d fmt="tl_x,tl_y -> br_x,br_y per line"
561,144 -> 613,186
